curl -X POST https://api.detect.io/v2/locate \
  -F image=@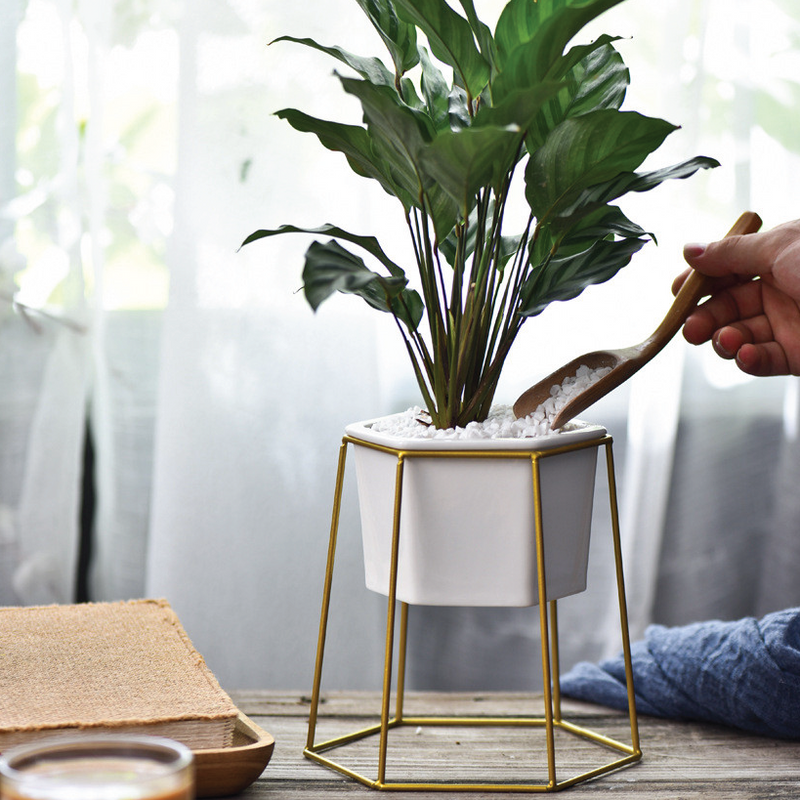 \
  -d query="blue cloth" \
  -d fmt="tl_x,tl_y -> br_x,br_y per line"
560,608 -> 800,739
